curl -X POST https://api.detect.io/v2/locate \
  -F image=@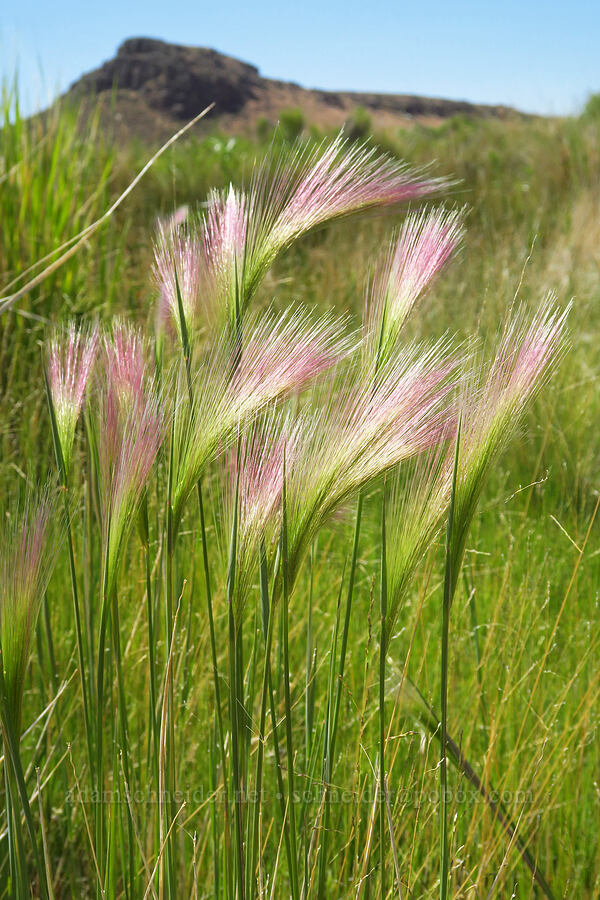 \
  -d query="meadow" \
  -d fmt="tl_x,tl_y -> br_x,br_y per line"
1,85 -> 600,899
